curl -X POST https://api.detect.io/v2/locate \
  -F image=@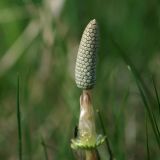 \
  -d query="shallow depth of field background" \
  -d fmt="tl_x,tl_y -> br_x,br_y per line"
0,0 -> 160,159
